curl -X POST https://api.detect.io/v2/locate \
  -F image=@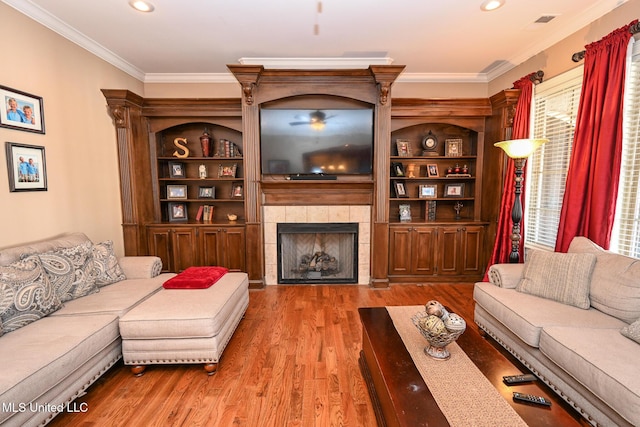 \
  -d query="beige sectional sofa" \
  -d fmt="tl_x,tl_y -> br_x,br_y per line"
0,233 -> 175,427
474,237 -> 640,427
